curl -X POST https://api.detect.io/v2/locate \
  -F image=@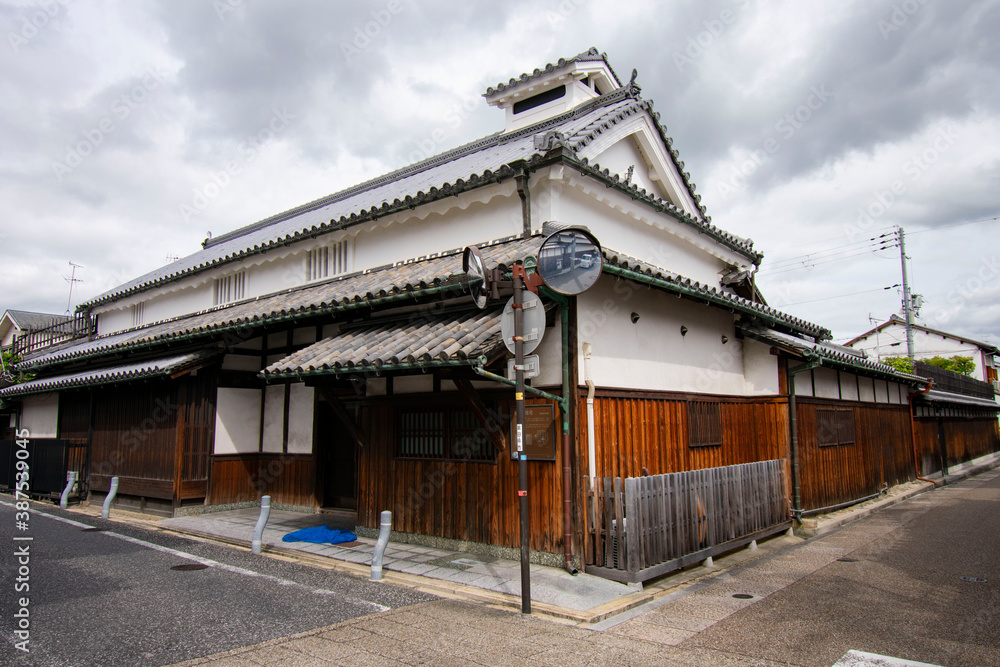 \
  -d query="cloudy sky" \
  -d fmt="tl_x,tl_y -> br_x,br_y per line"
1,0 -> 998,347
